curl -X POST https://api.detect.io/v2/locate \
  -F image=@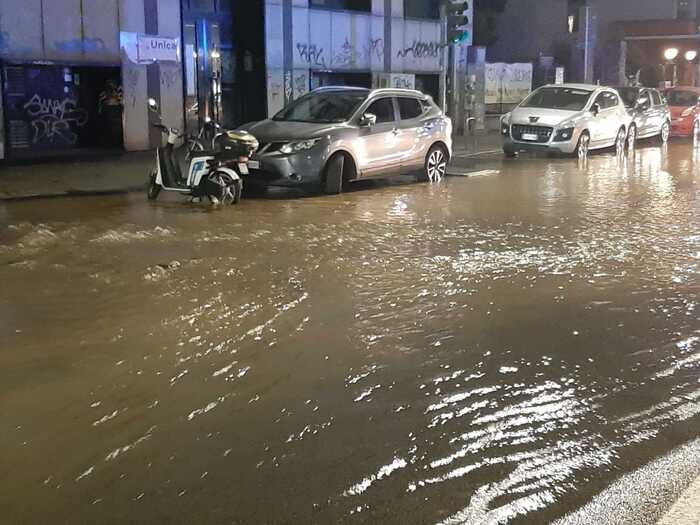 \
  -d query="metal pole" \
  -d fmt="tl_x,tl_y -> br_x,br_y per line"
440,2 -> 448,112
